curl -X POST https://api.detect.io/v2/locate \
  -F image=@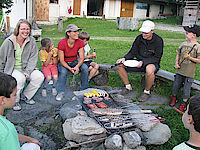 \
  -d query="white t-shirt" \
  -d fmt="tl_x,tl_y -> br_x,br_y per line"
173,142 -> 199,150
84,44 -> 91,62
